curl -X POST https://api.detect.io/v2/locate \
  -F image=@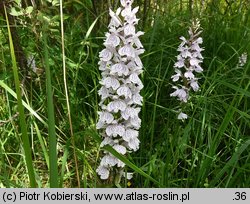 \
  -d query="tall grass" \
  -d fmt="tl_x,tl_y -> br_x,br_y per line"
3,5 -> 36,187
42,22 -> 58,188
59,0 -> 80,188
0,0 -> 249,187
